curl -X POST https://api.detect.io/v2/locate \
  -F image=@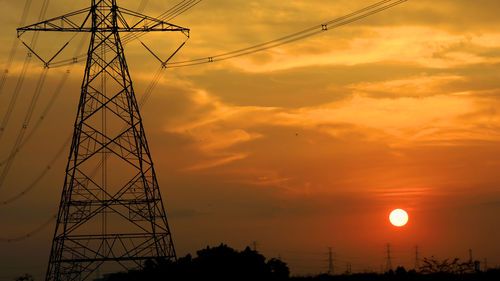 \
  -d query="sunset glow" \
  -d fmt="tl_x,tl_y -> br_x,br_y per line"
1,0 -> 500,279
